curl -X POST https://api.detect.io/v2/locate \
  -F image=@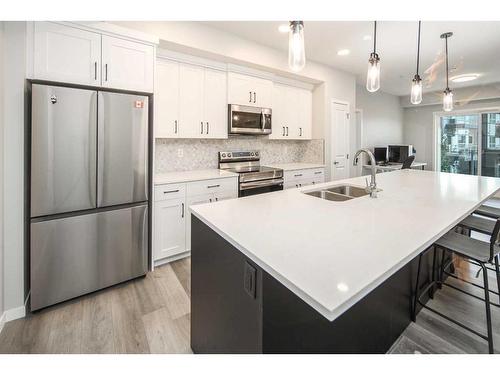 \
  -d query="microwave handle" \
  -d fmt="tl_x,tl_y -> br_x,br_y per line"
261,111 -> 265,130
